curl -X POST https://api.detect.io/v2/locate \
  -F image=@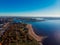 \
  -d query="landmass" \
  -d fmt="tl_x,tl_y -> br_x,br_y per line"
0,17 -> 47,45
